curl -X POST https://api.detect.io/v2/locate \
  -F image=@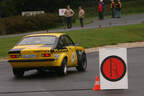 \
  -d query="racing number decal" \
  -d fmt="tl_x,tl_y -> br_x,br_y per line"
101,56 -> 126,82
71,52 -> 75,63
